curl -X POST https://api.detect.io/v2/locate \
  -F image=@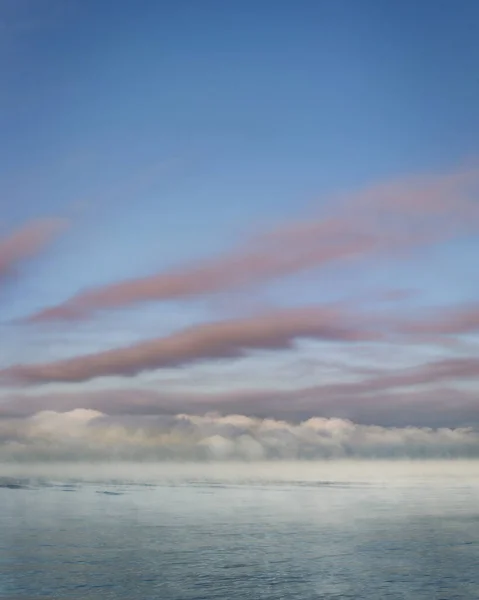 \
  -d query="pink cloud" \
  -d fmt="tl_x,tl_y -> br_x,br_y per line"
401,305 -> 479,335
2,306 -> 376,384
0,218 -> 68,283
27,233 -> 375,322
24,165 -> 479,322
2,295 -> 479,391
311,357 -> 479,395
